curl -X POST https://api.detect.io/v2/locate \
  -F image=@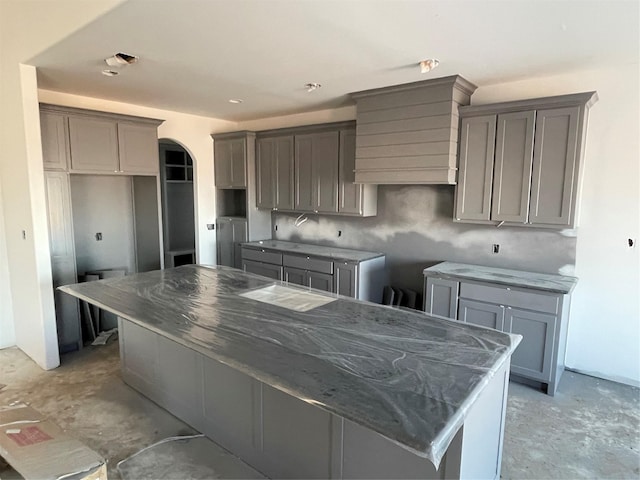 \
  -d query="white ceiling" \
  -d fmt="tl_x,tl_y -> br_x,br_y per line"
31,0 -> 639,122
